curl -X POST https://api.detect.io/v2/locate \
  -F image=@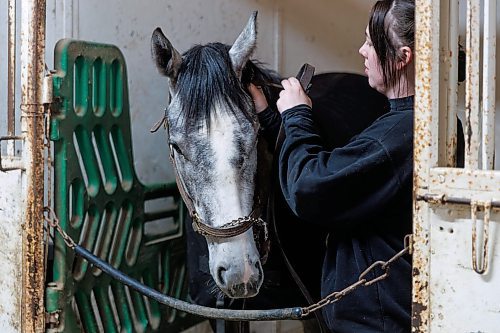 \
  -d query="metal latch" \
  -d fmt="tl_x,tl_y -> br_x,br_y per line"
471,200 -> 492,275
